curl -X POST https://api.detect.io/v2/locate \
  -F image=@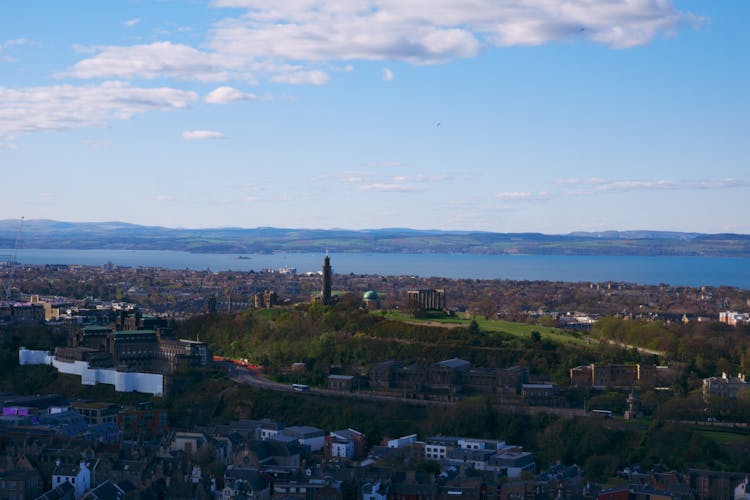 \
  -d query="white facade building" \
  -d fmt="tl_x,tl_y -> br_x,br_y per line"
387,434 -> 417,449
52,462 -> 91,500
19,348 -> 164,396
